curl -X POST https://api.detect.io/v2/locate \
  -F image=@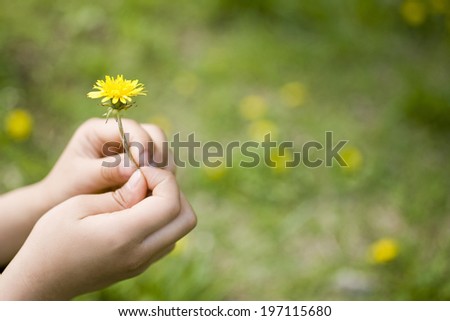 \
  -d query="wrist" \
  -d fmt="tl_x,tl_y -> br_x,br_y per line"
0,254 -> 74,301
27,180 -> 58,220
0,261 -> 39,300
0,180 -> 54,225
0,180 -> 56,267
37,176 -> 68,212
0,261 -> 31,300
